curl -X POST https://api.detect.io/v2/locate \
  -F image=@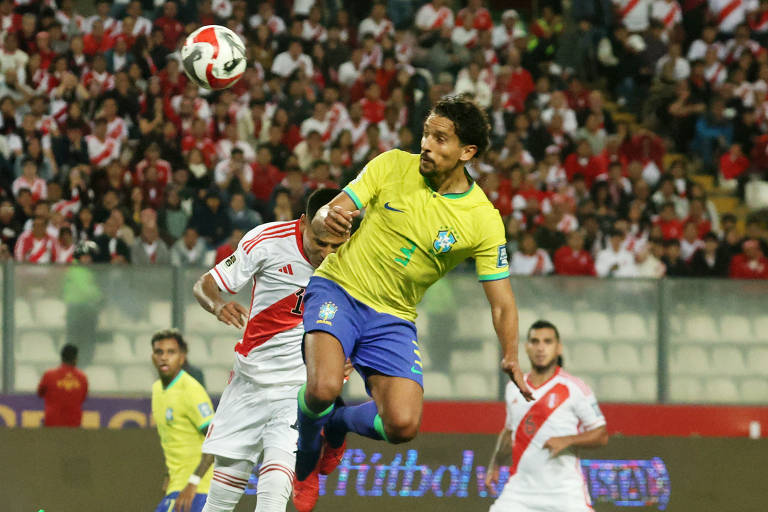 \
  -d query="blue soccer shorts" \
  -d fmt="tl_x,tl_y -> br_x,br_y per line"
302,276 -> 424,390
154,491 -> 207,512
